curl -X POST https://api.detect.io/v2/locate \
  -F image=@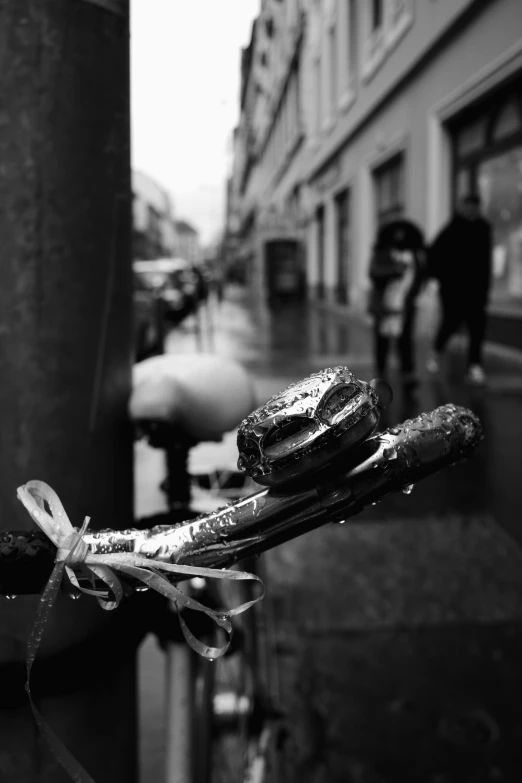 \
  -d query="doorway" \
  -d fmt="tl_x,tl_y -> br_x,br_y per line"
264,240 -> 305,305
